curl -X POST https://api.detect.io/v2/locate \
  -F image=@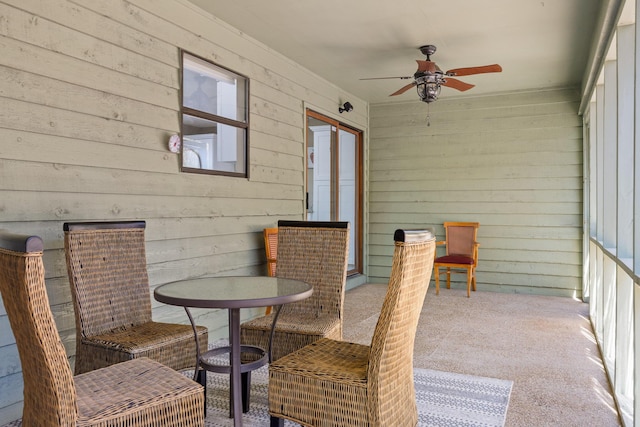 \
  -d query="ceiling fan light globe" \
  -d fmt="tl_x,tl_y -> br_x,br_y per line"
417,81 -> 440,103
